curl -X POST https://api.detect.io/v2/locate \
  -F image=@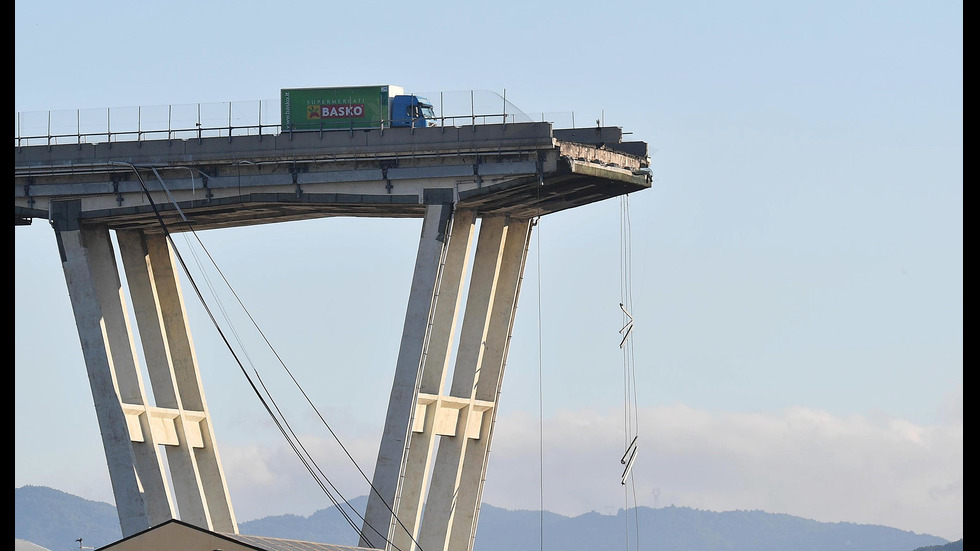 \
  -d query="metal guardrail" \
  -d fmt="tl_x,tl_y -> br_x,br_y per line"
14,100 -> 279,147
14,90 -> 601,148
